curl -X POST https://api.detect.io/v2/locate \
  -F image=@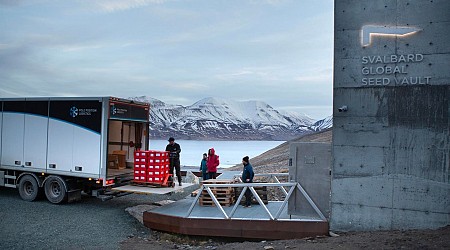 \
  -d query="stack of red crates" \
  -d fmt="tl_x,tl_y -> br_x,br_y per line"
133,151 -> 149,183
133,150 -> 170,184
